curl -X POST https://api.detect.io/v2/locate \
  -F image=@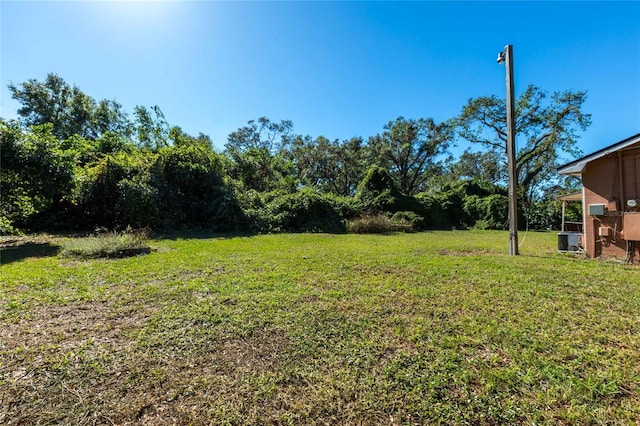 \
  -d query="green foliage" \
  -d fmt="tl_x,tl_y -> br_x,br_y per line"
291,135 -> 370,196
390,211 -> 423,228
368,117 -> 452,195
455,85 -> 591,201
8,73 -> 131,140
225,116 -> 294,154
4,74 -> 589,236
242,189 -> 348,233
225,147 -> 296,193
0,120 -> 76,232
524,199 -> 581,231
355,166 -> 402,212
355,167 -> 435,228
59,228 -> 151,258
432,179 -> 508,229
71,144 -> 242,230
133,105 -> 170,150
414,193 -> 450,229
153,145 -> 237,228
464,194 -> 509,230
76,153 -> 144,228
115,177 -> 160,228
